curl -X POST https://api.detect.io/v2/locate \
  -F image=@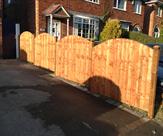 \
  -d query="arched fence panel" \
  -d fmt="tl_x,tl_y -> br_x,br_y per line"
90,38 -> 159,118
34,33 -> 56,71
20,31 -> 34,63
56,36 -> 93,84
